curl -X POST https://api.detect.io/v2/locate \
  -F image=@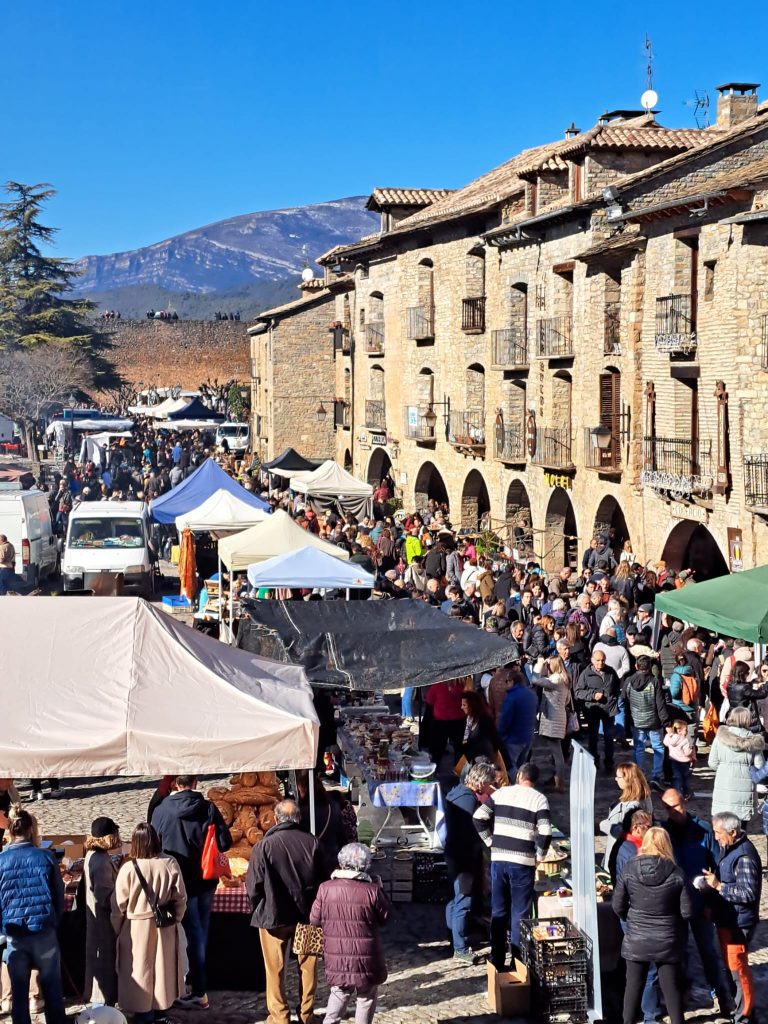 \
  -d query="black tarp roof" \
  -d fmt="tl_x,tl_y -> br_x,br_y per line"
262,447 -> 319,473
167,397 -> 224,421
238,600 -> 516,691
